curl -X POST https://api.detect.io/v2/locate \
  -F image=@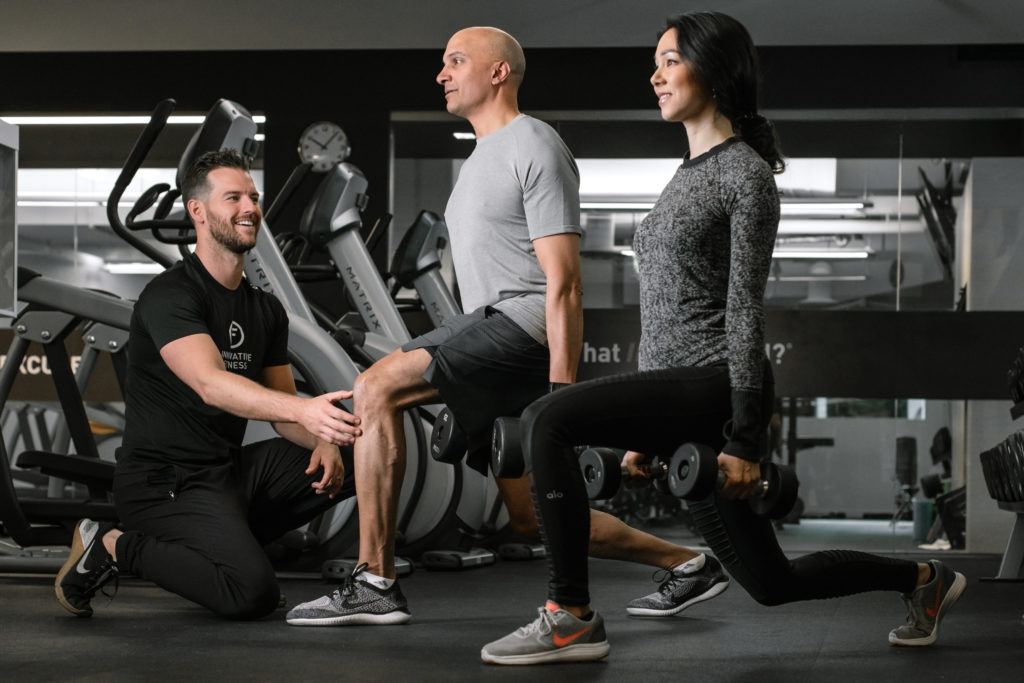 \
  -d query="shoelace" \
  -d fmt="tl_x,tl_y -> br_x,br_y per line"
334,562 -> 370,600
651,567 -> 690,595
901,595 -> 925,628
515,607 -> 556,638
83,558 -> 120,602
